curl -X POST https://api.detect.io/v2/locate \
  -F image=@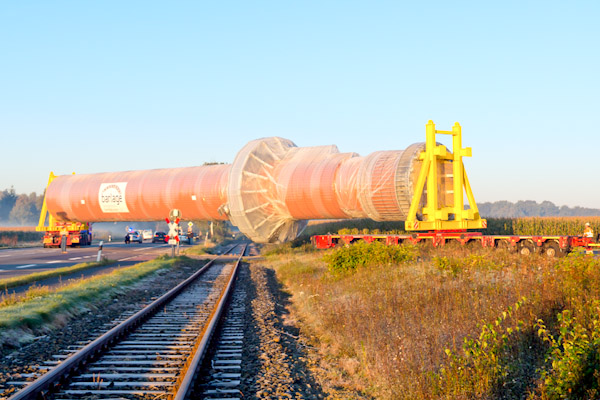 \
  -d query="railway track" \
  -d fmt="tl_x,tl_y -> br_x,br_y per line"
8,243 -> 248,400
